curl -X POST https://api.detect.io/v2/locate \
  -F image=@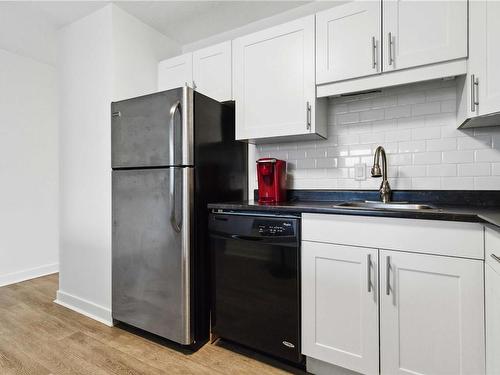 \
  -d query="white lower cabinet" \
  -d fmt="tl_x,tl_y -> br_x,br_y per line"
380,250 -> 485,375
302,214 -> 486,375
486,263 -> 500,375
302,242 -> 379,375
